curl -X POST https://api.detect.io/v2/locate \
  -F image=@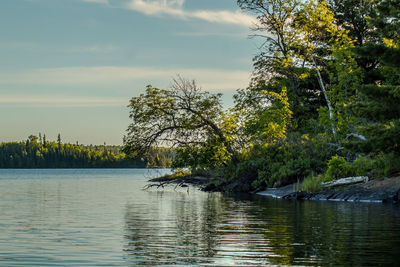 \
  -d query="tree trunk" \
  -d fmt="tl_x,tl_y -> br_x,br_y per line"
312,57 -> 337,137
